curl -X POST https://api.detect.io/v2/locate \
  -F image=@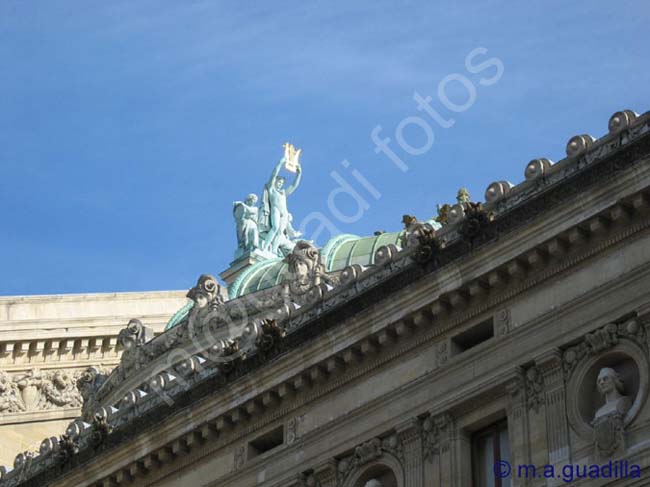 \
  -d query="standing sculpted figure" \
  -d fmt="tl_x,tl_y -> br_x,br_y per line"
258,145 -> 303,256
233,193 -> 260,258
